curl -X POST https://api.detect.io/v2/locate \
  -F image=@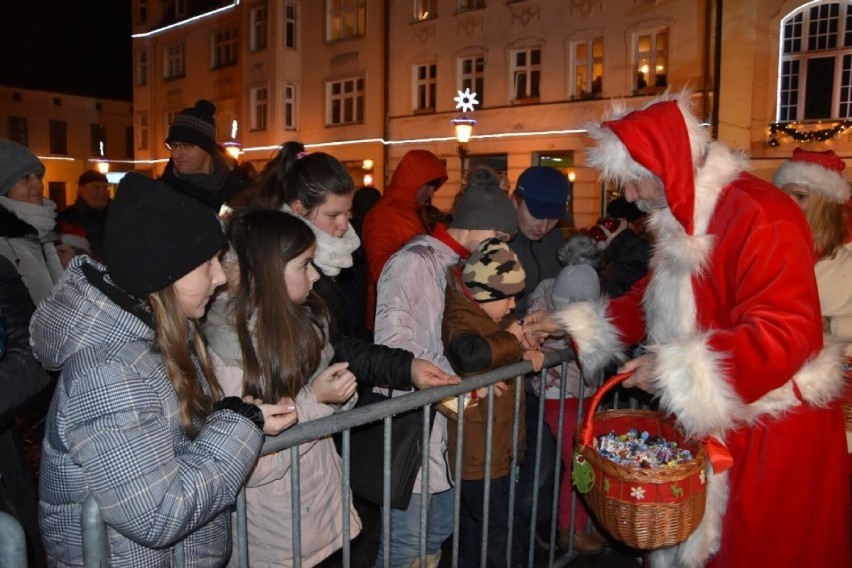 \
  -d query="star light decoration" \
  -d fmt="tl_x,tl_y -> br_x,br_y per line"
454,88 -> 479,113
